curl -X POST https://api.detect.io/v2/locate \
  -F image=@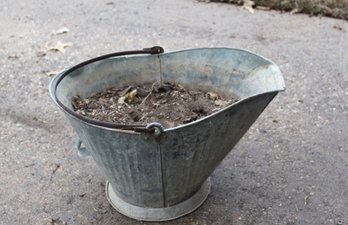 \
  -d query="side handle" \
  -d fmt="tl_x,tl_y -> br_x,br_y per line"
75,138 -> 90,158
